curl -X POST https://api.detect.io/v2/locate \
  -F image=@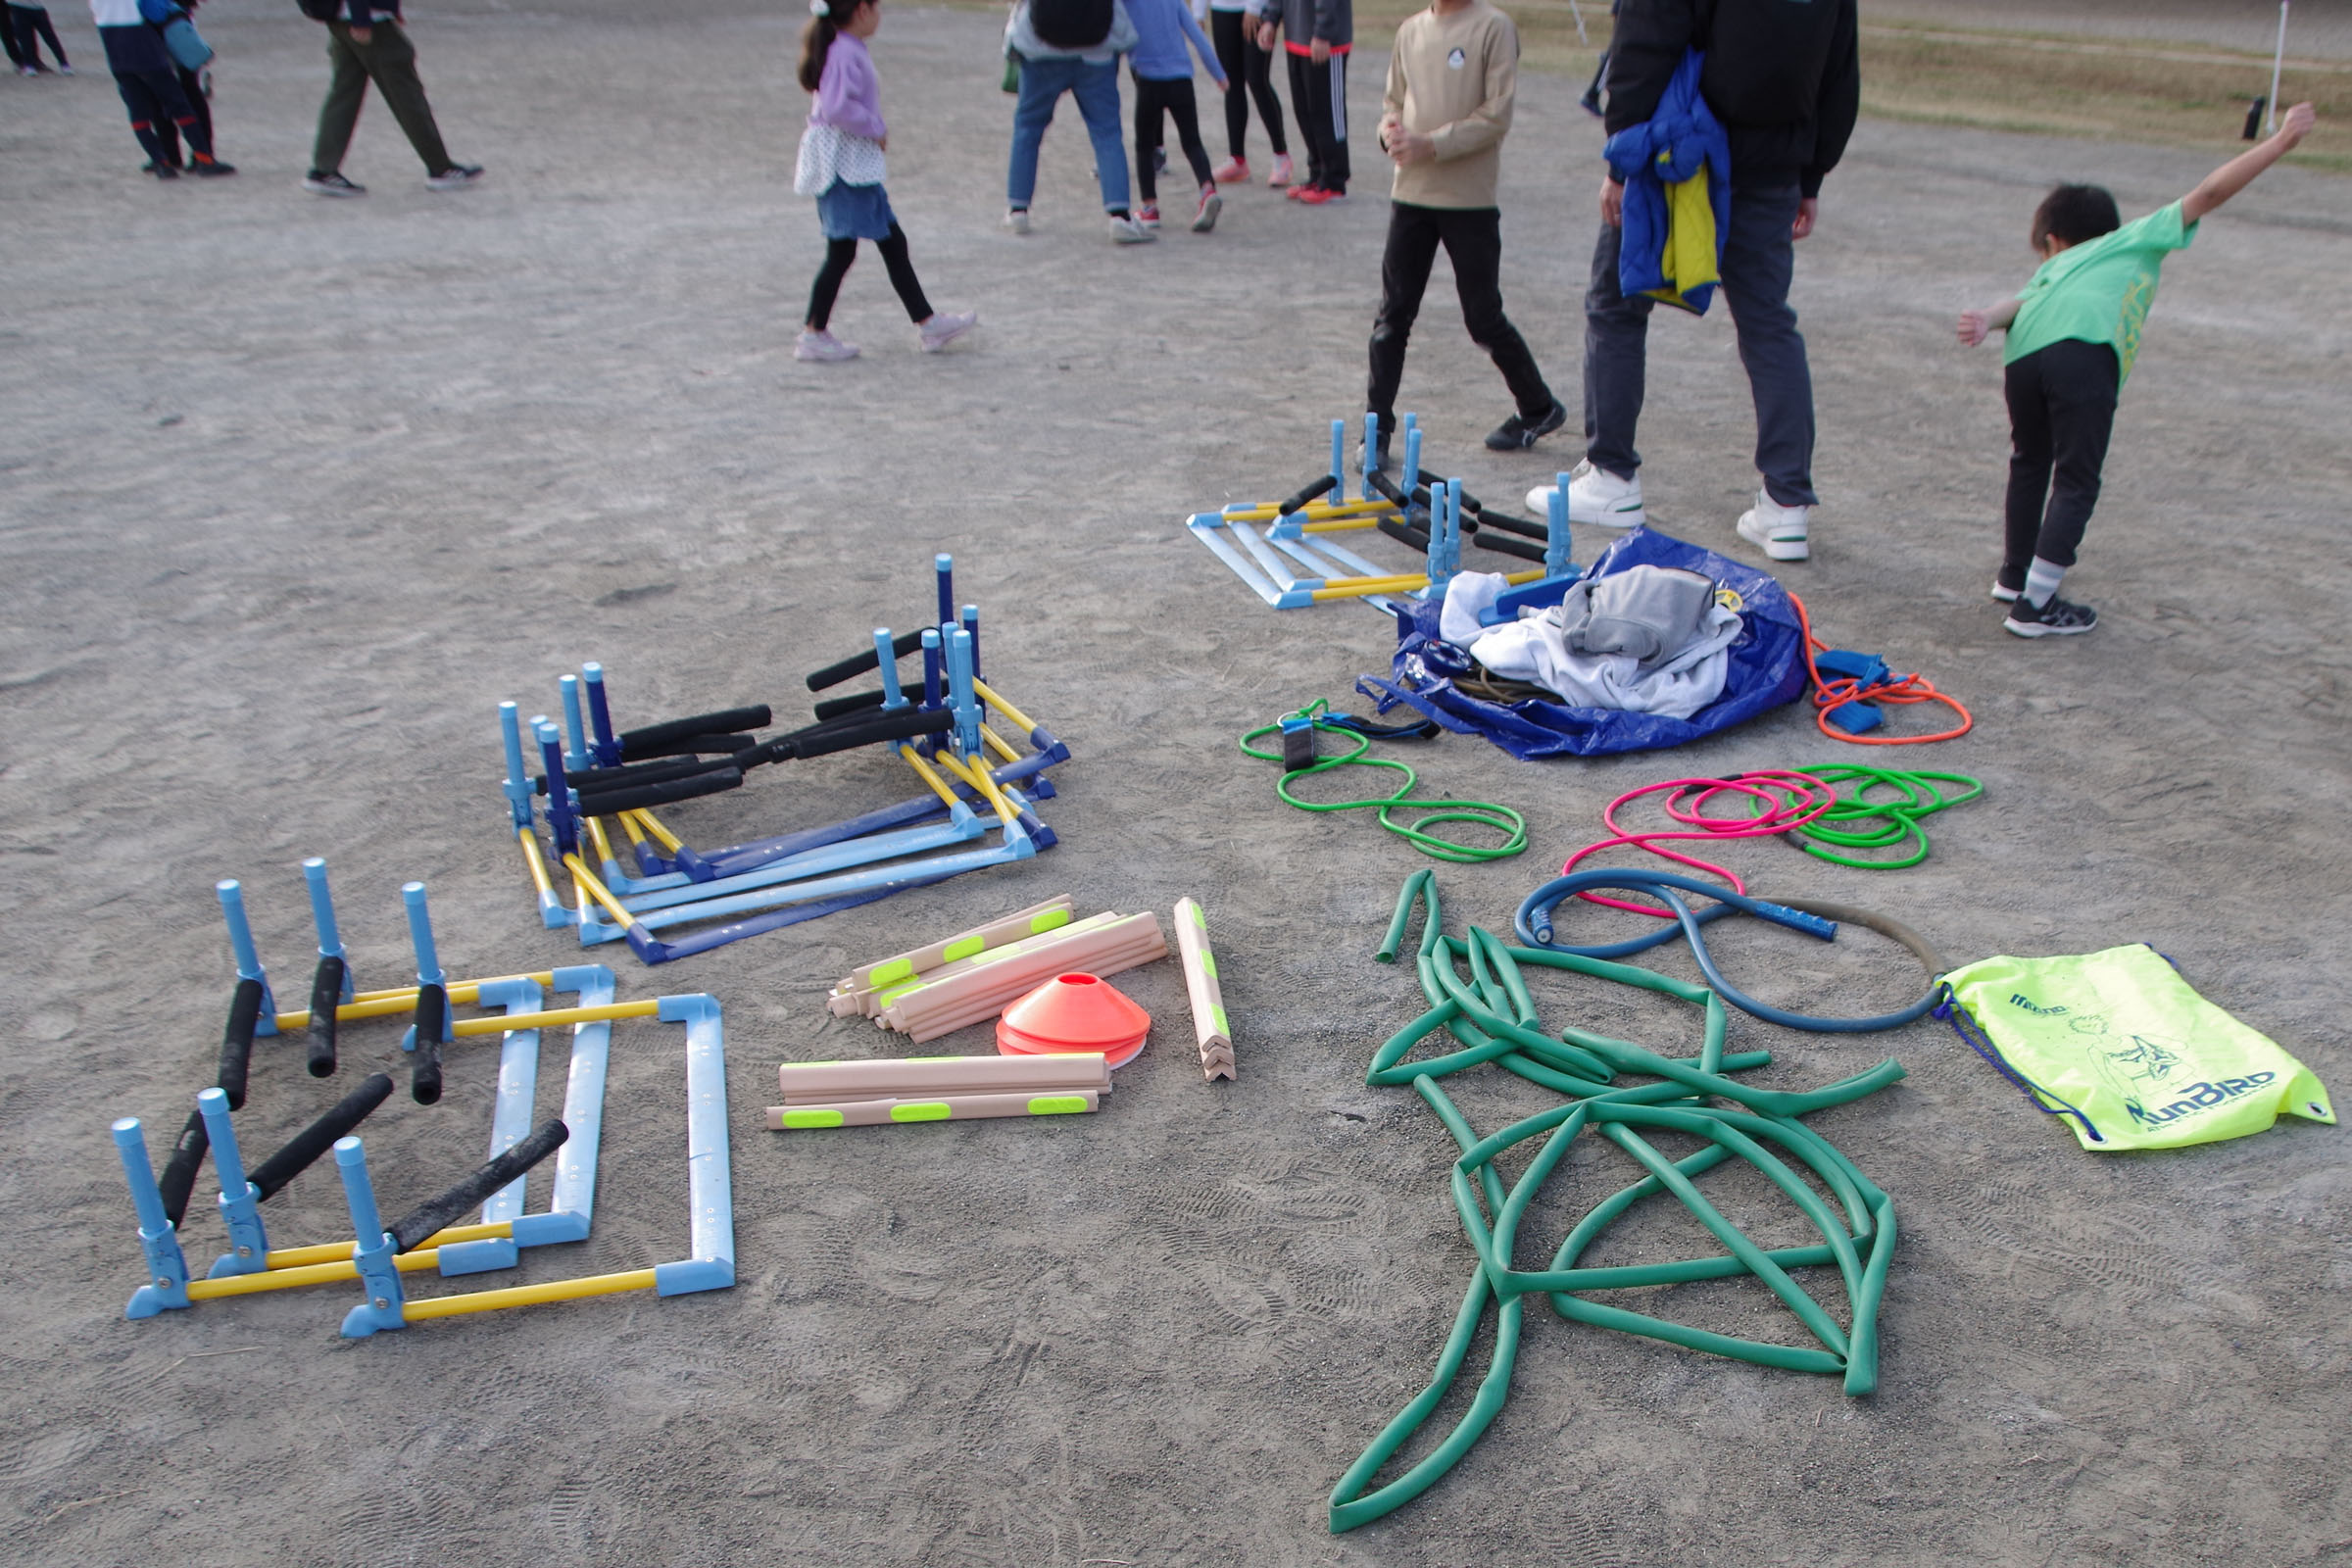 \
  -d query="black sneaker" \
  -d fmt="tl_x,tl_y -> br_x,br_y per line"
1485,398 -> 1568,452
187,158 -> 236,177
143,160 -> 181,178
425,163 -> 484,190
2004,595 -> 2097,638
304,170 -> 367,197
